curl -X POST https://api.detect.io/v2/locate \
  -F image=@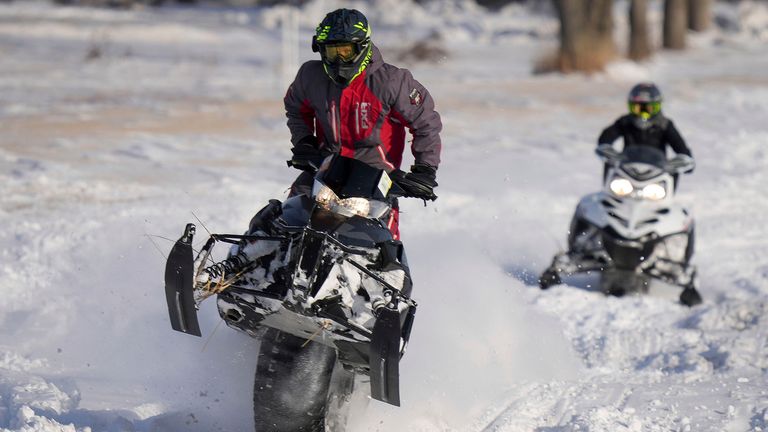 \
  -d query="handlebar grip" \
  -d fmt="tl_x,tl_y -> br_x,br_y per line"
390,179 -> 437,201
287,159 -> 320,173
